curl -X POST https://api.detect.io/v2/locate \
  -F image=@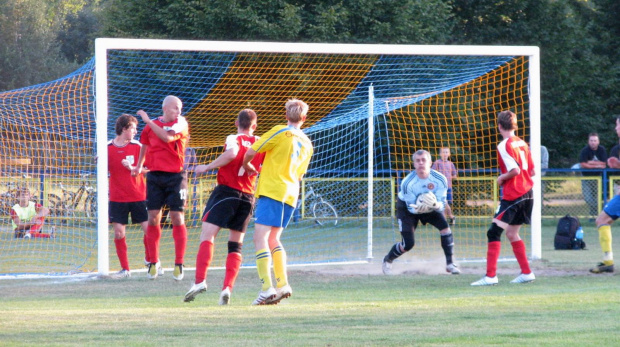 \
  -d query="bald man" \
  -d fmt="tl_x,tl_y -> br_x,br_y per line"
134,95 -> 190,281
